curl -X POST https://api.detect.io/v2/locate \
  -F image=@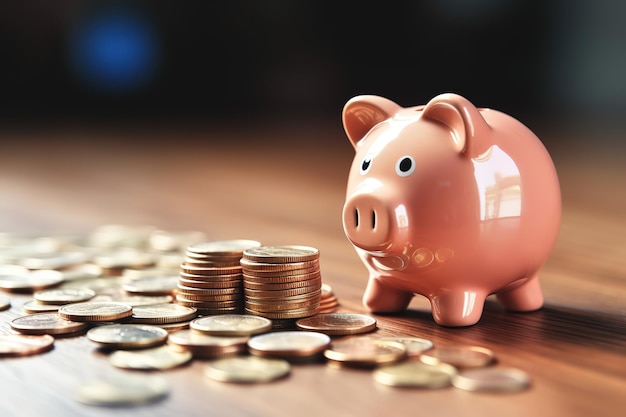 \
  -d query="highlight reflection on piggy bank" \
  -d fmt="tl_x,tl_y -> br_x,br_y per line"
342,93 -> 561,326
